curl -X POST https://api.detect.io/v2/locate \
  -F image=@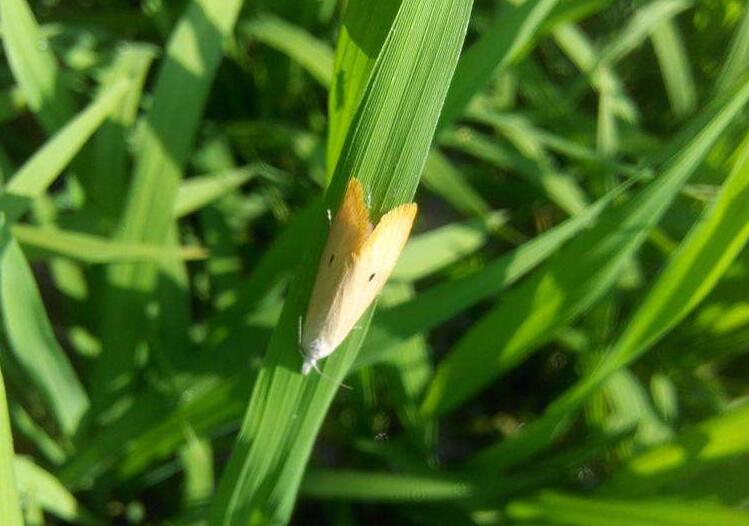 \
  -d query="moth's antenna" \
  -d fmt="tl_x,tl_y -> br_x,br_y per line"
311,361 -> 353,391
